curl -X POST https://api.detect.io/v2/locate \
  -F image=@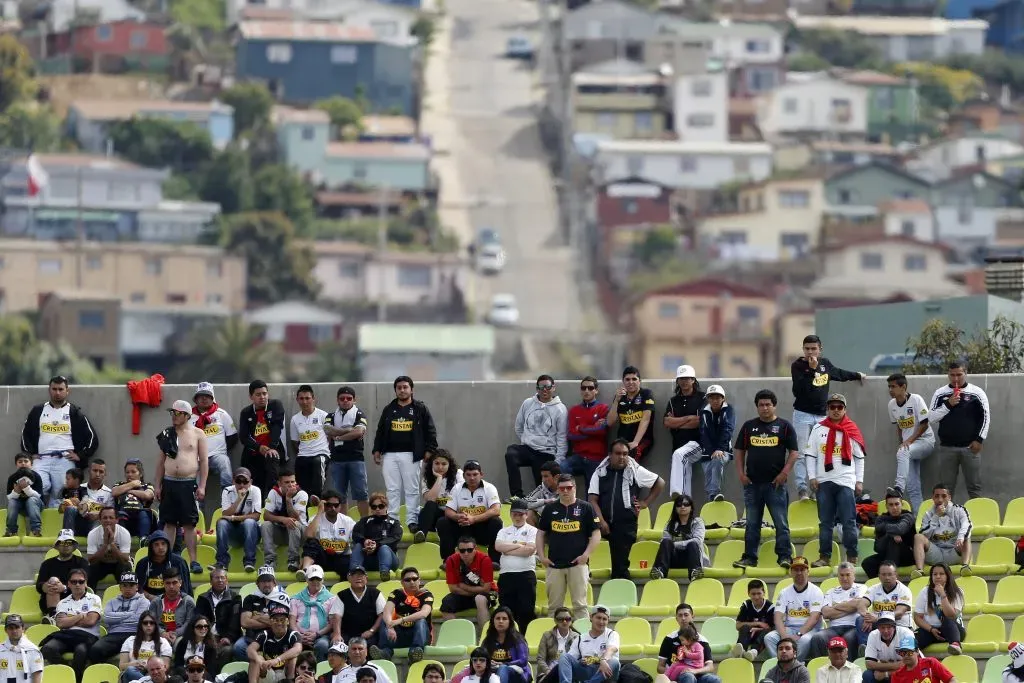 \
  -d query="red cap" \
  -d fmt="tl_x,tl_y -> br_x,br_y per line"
828,636 -> 847,650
